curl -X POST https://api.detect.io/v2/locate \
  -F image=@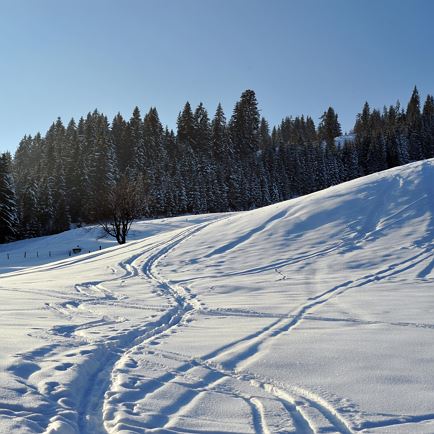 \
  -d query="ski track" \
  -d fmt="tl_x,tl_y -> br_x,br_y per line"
99,217 -> 368,434
7,191 -> 434,433
4,224 -> 214,434
102,214 -> 433,433
79,222 -> 216,434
